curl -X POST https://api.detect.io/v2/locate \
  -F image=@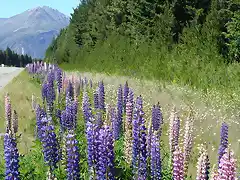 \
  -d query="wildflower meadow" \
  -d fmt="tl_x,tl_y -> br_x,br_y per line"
1,61 -> 238,179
